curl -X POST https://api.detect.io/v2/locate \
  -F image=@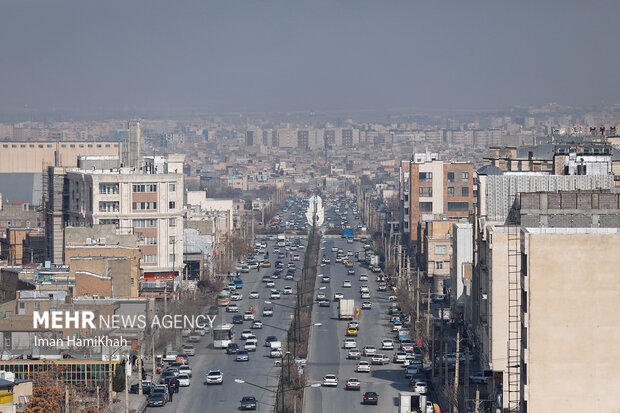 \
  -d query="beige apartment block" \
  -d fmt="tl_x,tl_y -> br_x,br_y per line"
520,228 -> 620,412
65,165 -> 184,277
